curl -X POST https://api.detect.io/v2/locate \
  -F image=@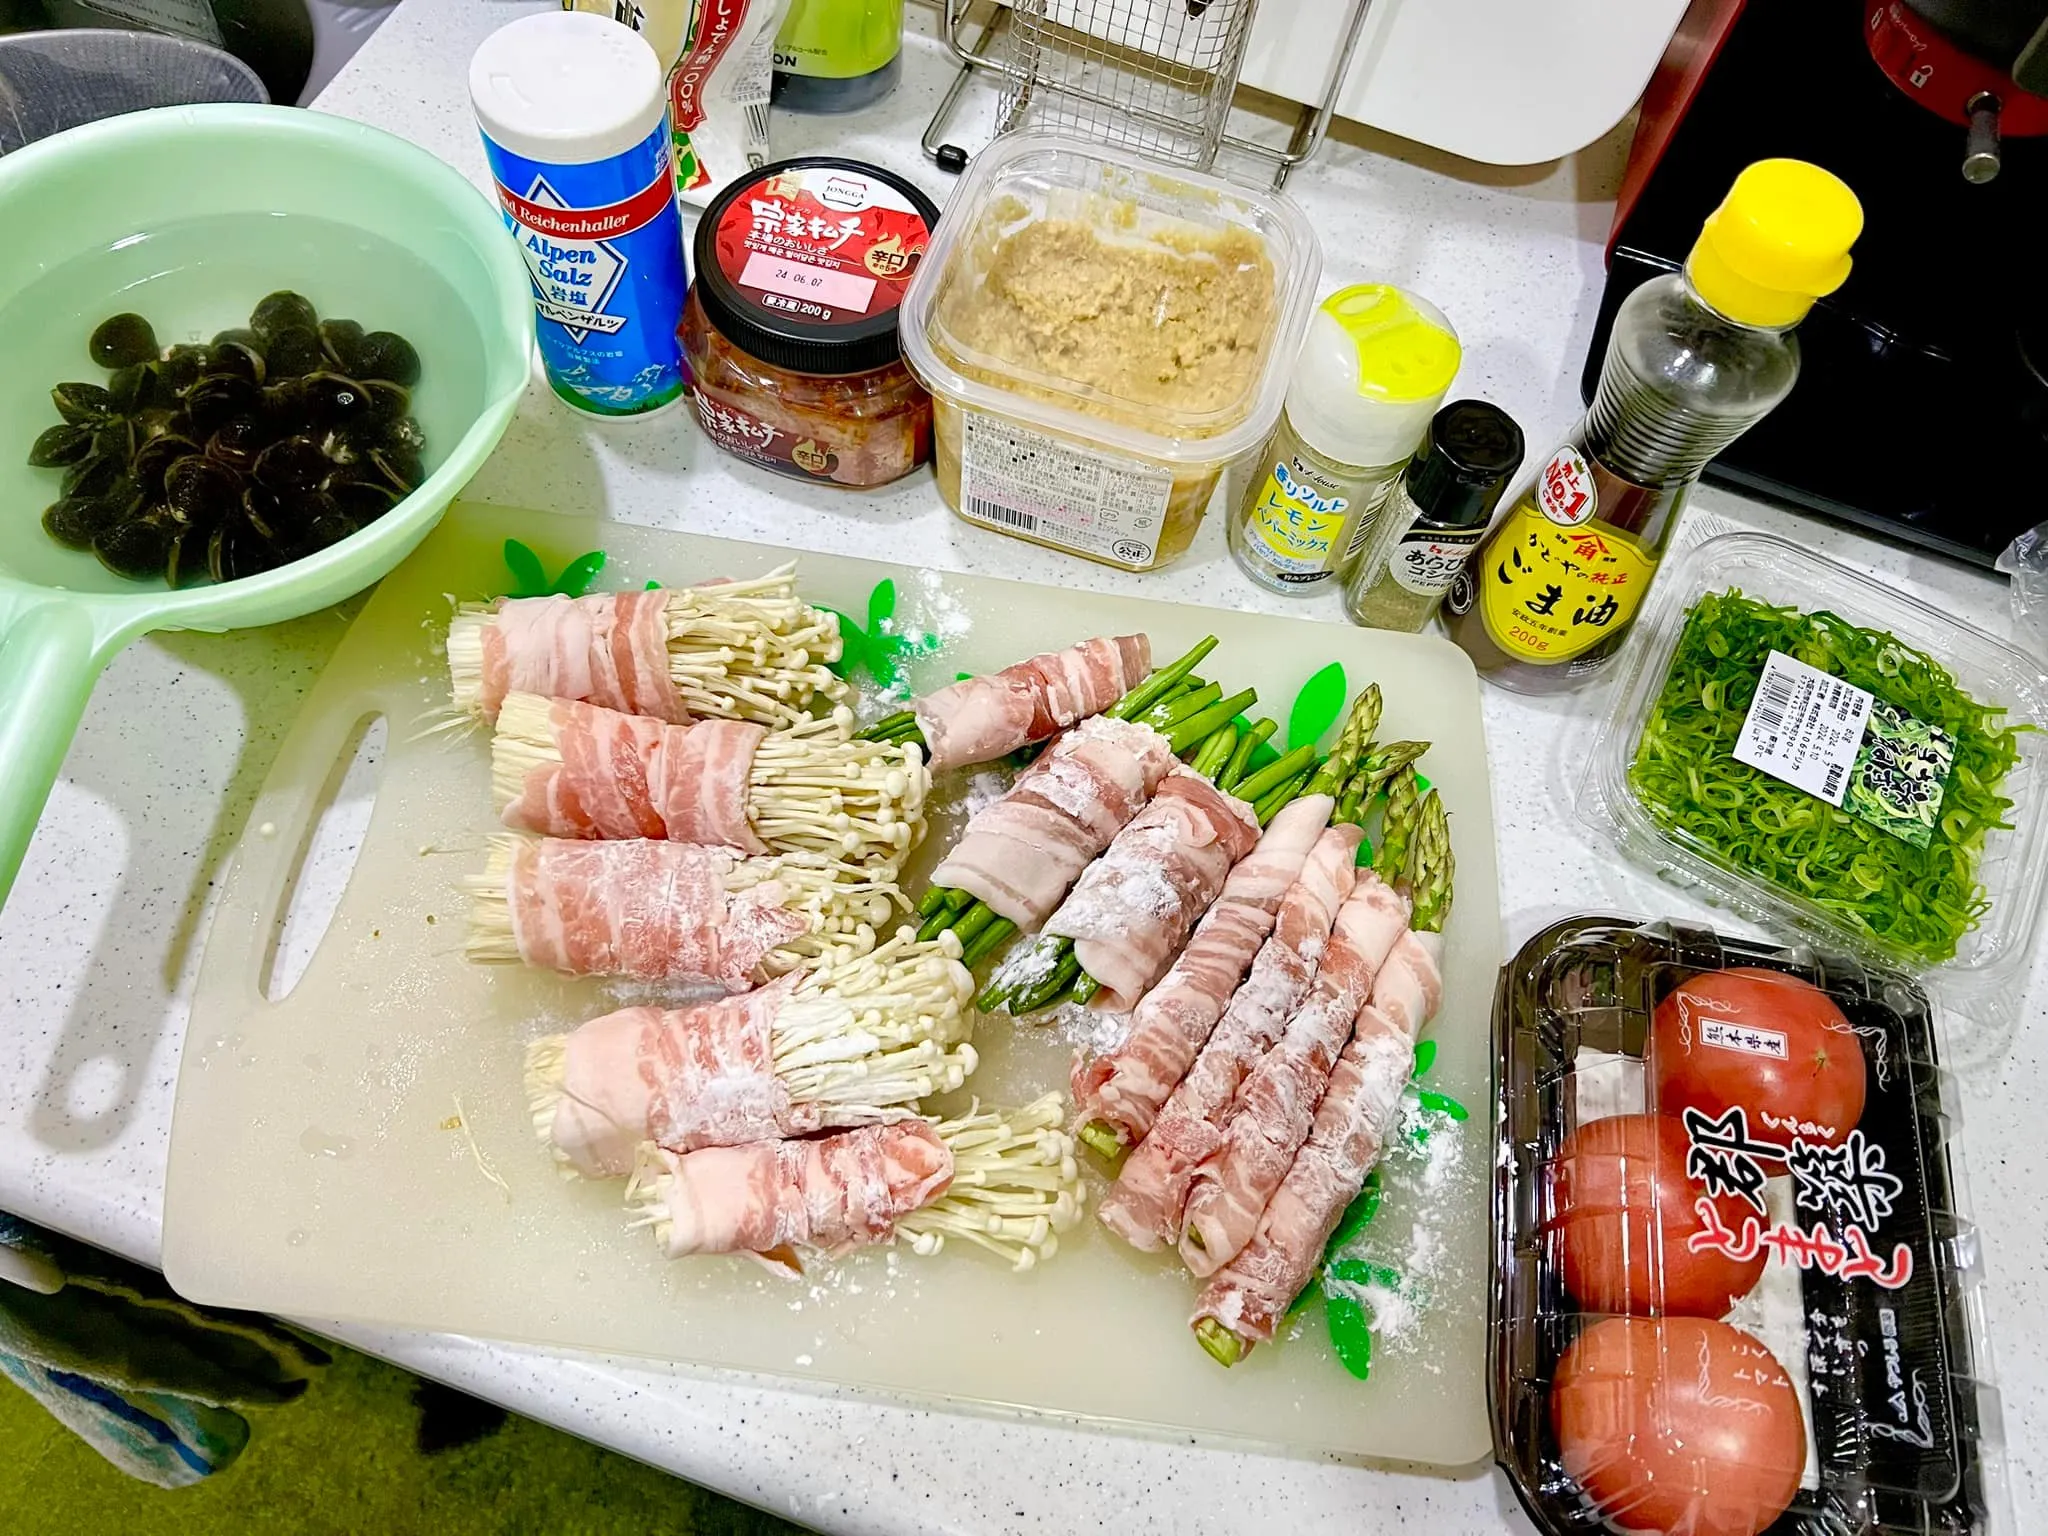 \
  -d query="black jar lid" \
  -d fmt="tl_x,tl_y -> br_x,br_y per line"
1405,399 -> 1527,528
693,157 -> 941,378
